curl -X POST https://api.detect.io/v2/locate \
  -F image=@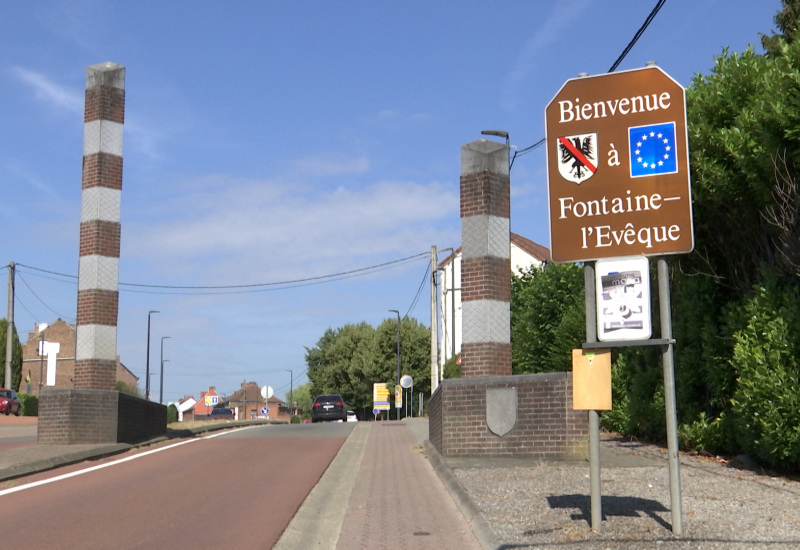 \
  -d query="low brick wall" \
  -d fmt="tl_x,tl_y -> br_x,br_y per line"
38,389 -> 166,445
429,372 -> 589,459
117,392 -> 167,443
